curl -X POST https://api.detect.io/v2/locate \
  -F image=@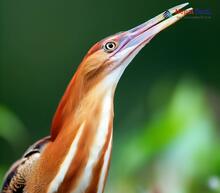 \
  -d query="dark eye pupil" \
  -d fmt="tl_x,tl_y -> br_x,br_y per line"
104,42 -> 117,52
108,43 -> 114,49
